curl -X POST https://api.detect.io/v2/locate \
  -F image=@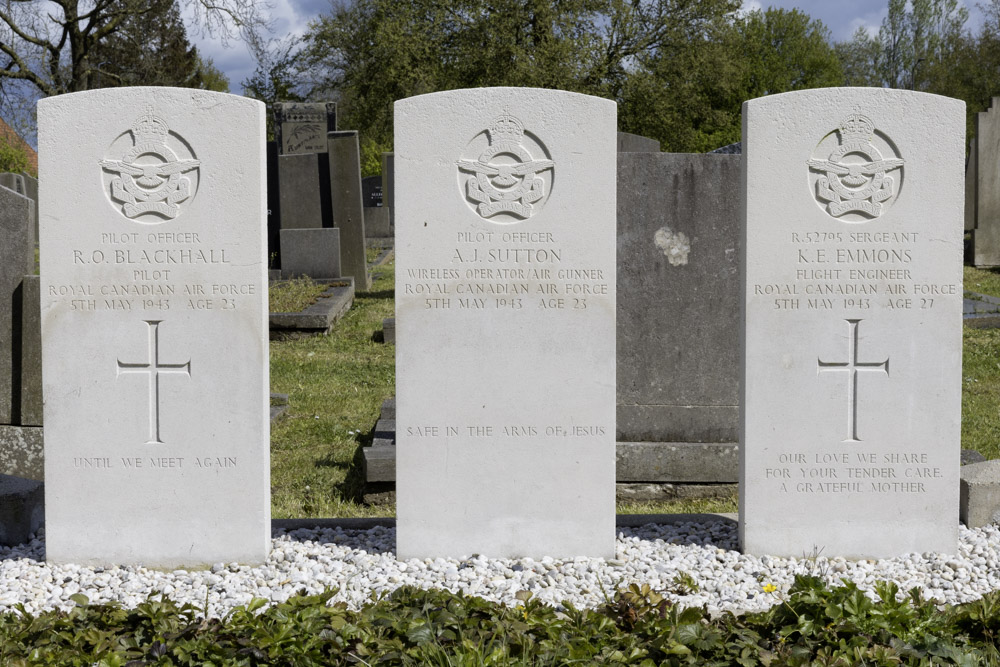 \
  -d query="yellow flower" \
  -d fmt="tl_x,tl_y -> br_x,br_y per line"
762,583 -> 777,593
